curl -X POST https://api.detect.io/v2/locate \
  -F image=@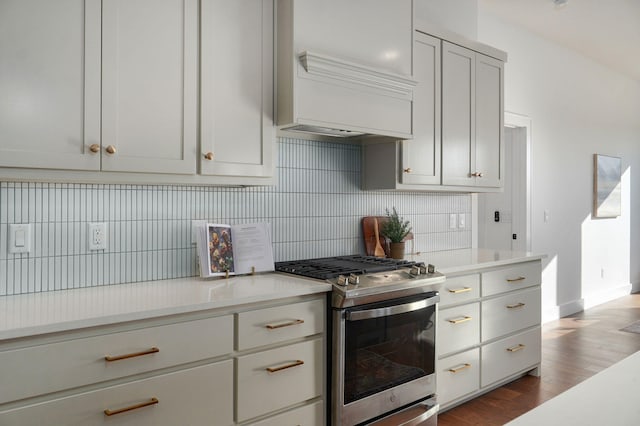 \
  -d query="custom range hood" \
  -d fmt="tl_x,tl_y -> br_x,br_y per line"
276,0 -> 417,140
